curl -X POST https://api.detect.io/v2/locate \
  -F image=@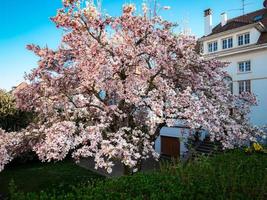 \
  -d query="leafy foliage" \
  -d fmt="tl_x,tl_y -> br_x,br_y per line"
245,142 -> 267,154
0,89 -> 34,132
8,150 -> 267,200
